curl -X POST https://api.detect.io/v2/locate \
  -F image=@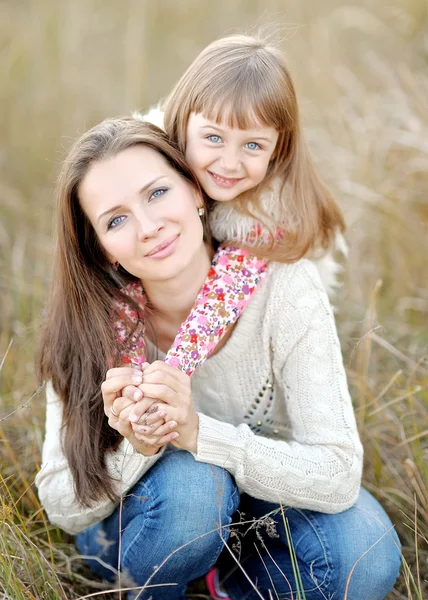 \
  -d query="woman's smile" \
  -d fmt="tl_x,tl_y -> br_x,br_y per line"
145,234 -> 180,259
